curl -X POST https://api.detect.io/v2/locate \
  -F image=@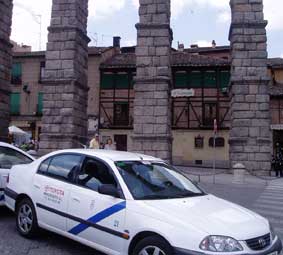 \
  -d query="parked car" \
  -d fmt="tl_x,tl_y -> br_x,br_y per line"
0,142 -> 34,206
5,149 -> 282,255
